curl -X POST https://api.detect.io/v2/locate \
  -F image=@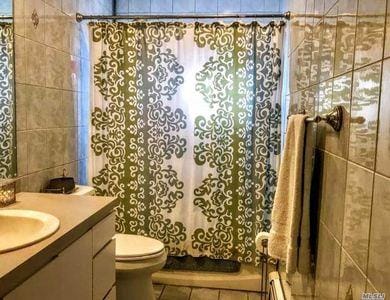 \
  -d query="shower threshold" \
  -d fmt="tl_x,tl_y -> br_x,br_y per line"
153,263 -> 269,292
